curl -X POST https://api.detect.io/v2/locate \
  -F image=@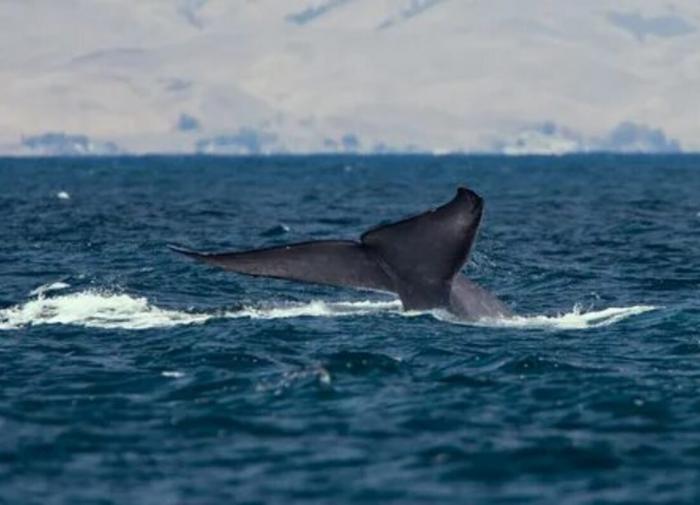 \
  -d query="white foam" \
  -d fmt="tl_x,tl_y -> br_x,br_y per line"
463,304 -> 659,330
0,290 -> 403,331
56,191 -> 70,200
237,299 -> 403,320
0,289 -> 657,331
0,291 -> 212,330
